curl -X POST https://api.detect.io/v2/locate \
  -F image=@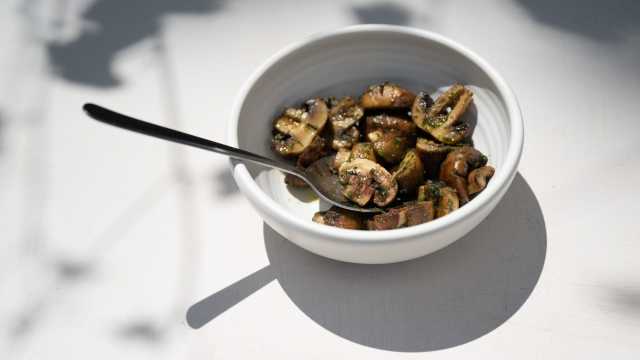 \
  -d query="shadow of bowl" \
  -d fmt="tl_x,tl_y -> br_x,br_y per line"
264,173 -> 546,351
